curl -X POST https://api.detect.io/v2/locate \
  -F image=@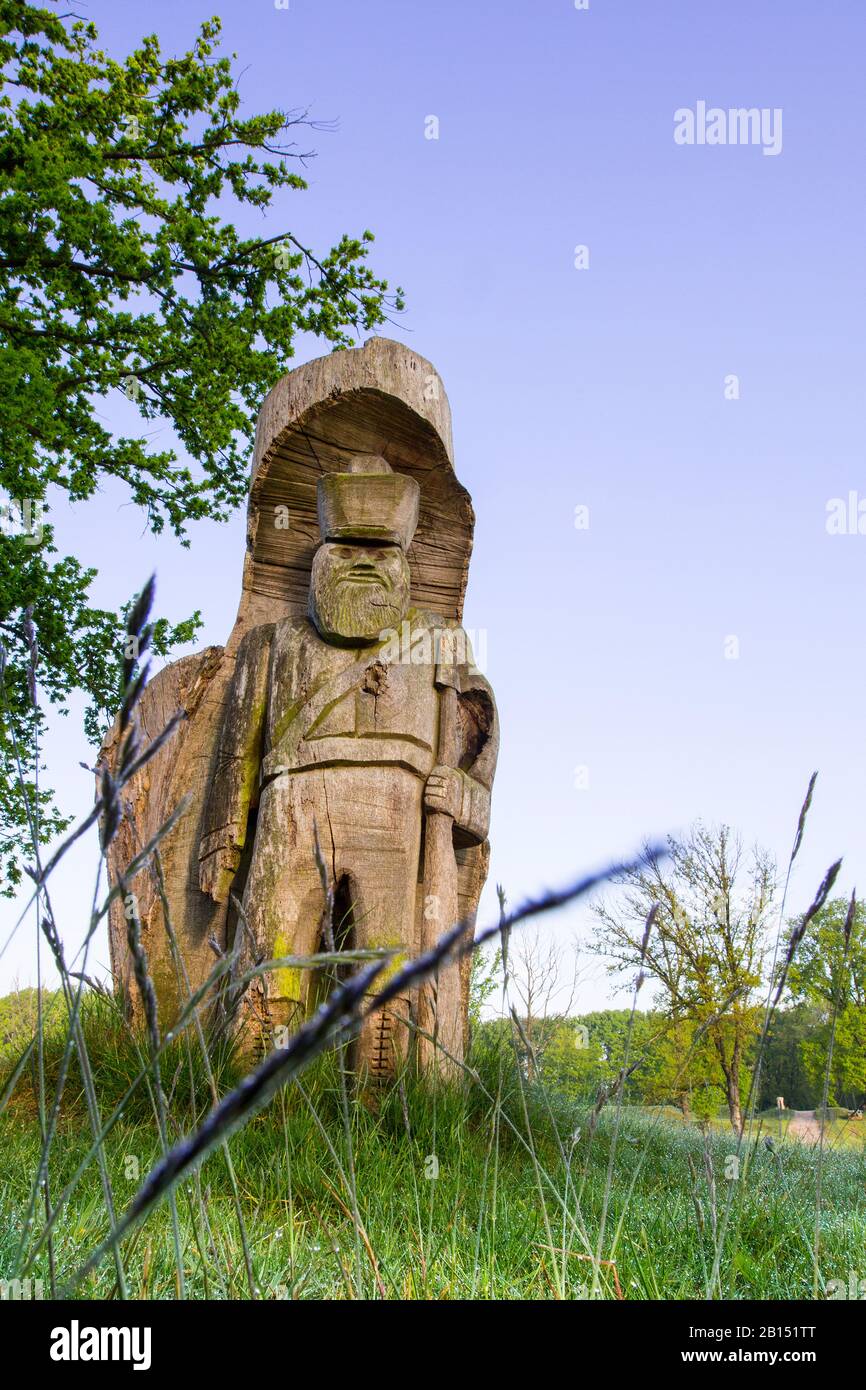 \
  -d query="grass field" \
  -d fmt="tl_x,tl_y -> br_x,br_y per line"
2,995 -> 863,1301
